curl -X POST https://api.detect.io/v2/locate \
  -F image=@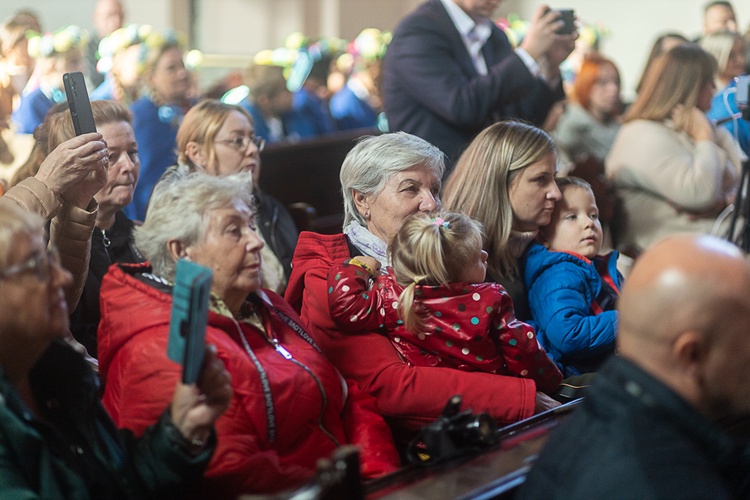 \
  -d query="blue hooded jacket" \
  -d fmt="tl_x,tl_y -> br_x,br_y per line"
523,242 -> 623,377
